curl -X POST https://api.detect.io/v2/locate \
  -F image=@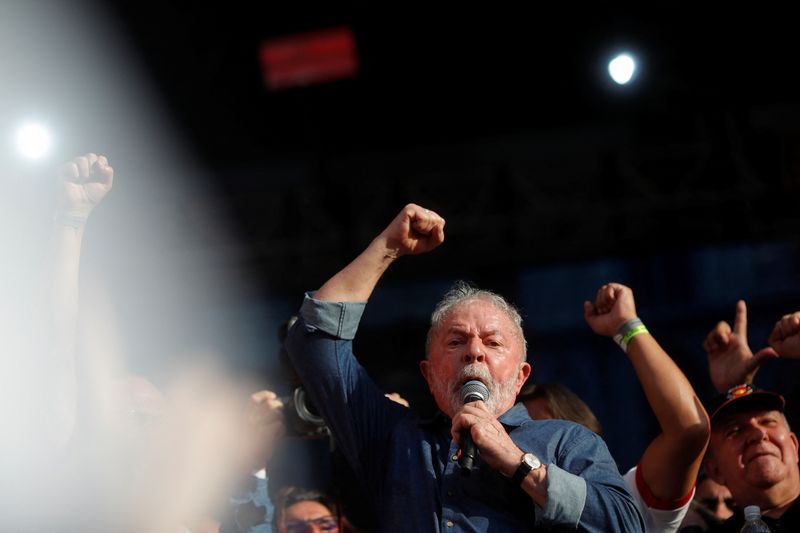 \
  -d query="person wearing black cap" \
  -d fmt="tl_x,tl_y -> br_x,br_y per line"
699,302 -> 800,531
702,384 -> 799,532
